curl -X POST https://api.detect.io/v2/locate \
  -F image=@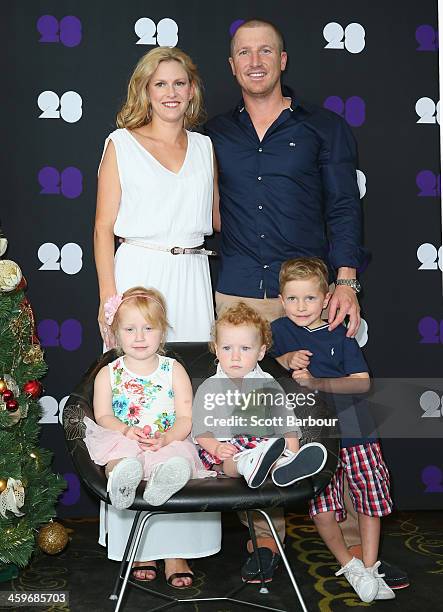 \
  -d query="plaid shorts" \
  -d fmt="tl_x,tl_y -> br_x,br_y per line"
199,435 -> 265,470
309,442 -> 393,521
